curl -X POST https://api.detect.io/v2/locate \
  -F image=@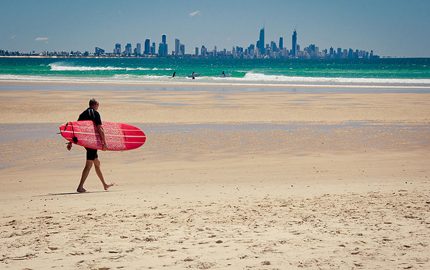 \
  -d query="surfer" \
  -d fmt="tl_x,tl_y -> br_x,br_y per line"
172,71 -> 176,78
67,98 -> 114,193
